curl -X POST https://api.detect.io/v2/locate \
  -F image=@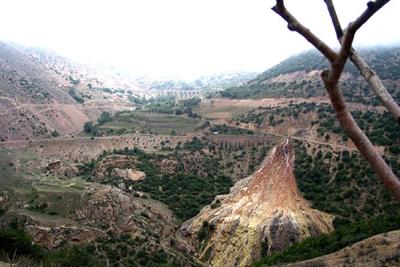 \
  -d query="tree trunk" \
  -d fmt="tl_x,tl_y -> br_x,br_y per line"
350,50 -> 400,123
322,71 -> 400,201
